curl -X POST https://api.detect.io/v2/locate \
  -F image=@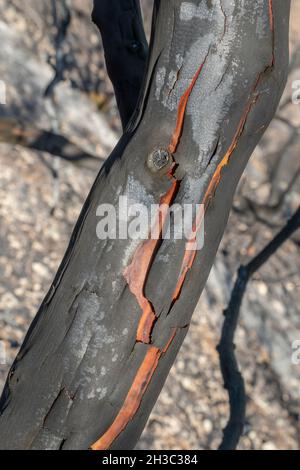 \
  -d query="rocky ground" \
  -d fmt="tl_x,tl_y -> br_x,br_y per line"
0,0 -> 300,450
